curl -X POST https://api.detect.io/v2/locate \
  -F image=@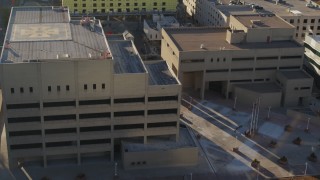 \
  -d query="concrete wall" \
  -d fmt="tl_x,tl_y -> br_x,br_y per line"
234,87 -> 282,108
122,147 -> 198,170
143,20 -> 161,41
276,71 -> 313,107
